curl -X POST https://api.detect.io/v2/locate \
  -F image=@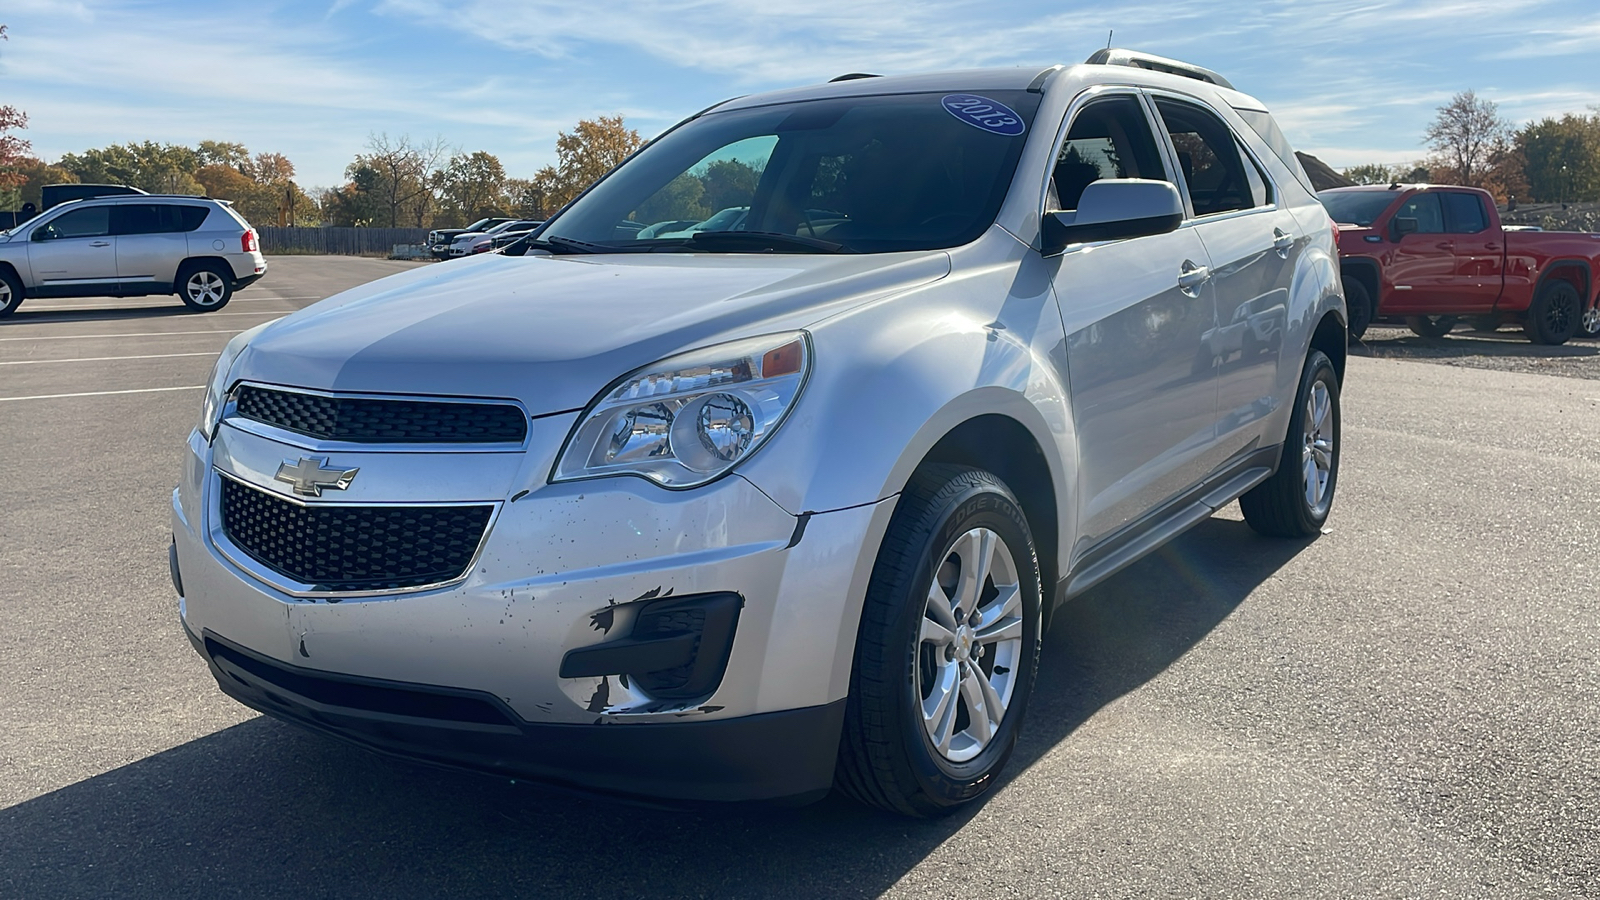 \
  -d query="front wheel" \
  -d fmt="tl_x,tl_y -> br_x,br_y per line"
836,464 -> 1042,817
1344,278 -> 1374,341
179,262 -> 234,312
0,268 -> 23,318
1405,315 -> 1458,338
1580,303 -> 1600,340
1240,350 -> 1341,538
